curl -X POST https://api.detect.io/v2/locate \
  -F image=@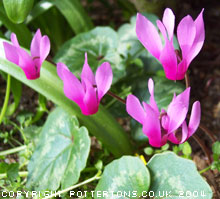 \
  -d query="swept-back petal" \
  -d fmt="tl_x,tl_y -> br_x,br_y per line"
39,36 -> 50,63
148,78 -> 159,115
57,62 -> 85,106
167,87 -> 190,133
3,42 -> 19,65
82,79 -> 99,115
81,53 -> 95,86
95,62 -> 113,101
142,103 -> 163,147
126,94 -> 145,124
177,15 -> 196,62
30,29 -> 42,58
159,38 -> 178,80
11,33 -> 20,47
157,20 -> 168,41
136,13 -> 163,59
162,8 -> 175,40
188,101 -> 201,137
187,9 -> 205,64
